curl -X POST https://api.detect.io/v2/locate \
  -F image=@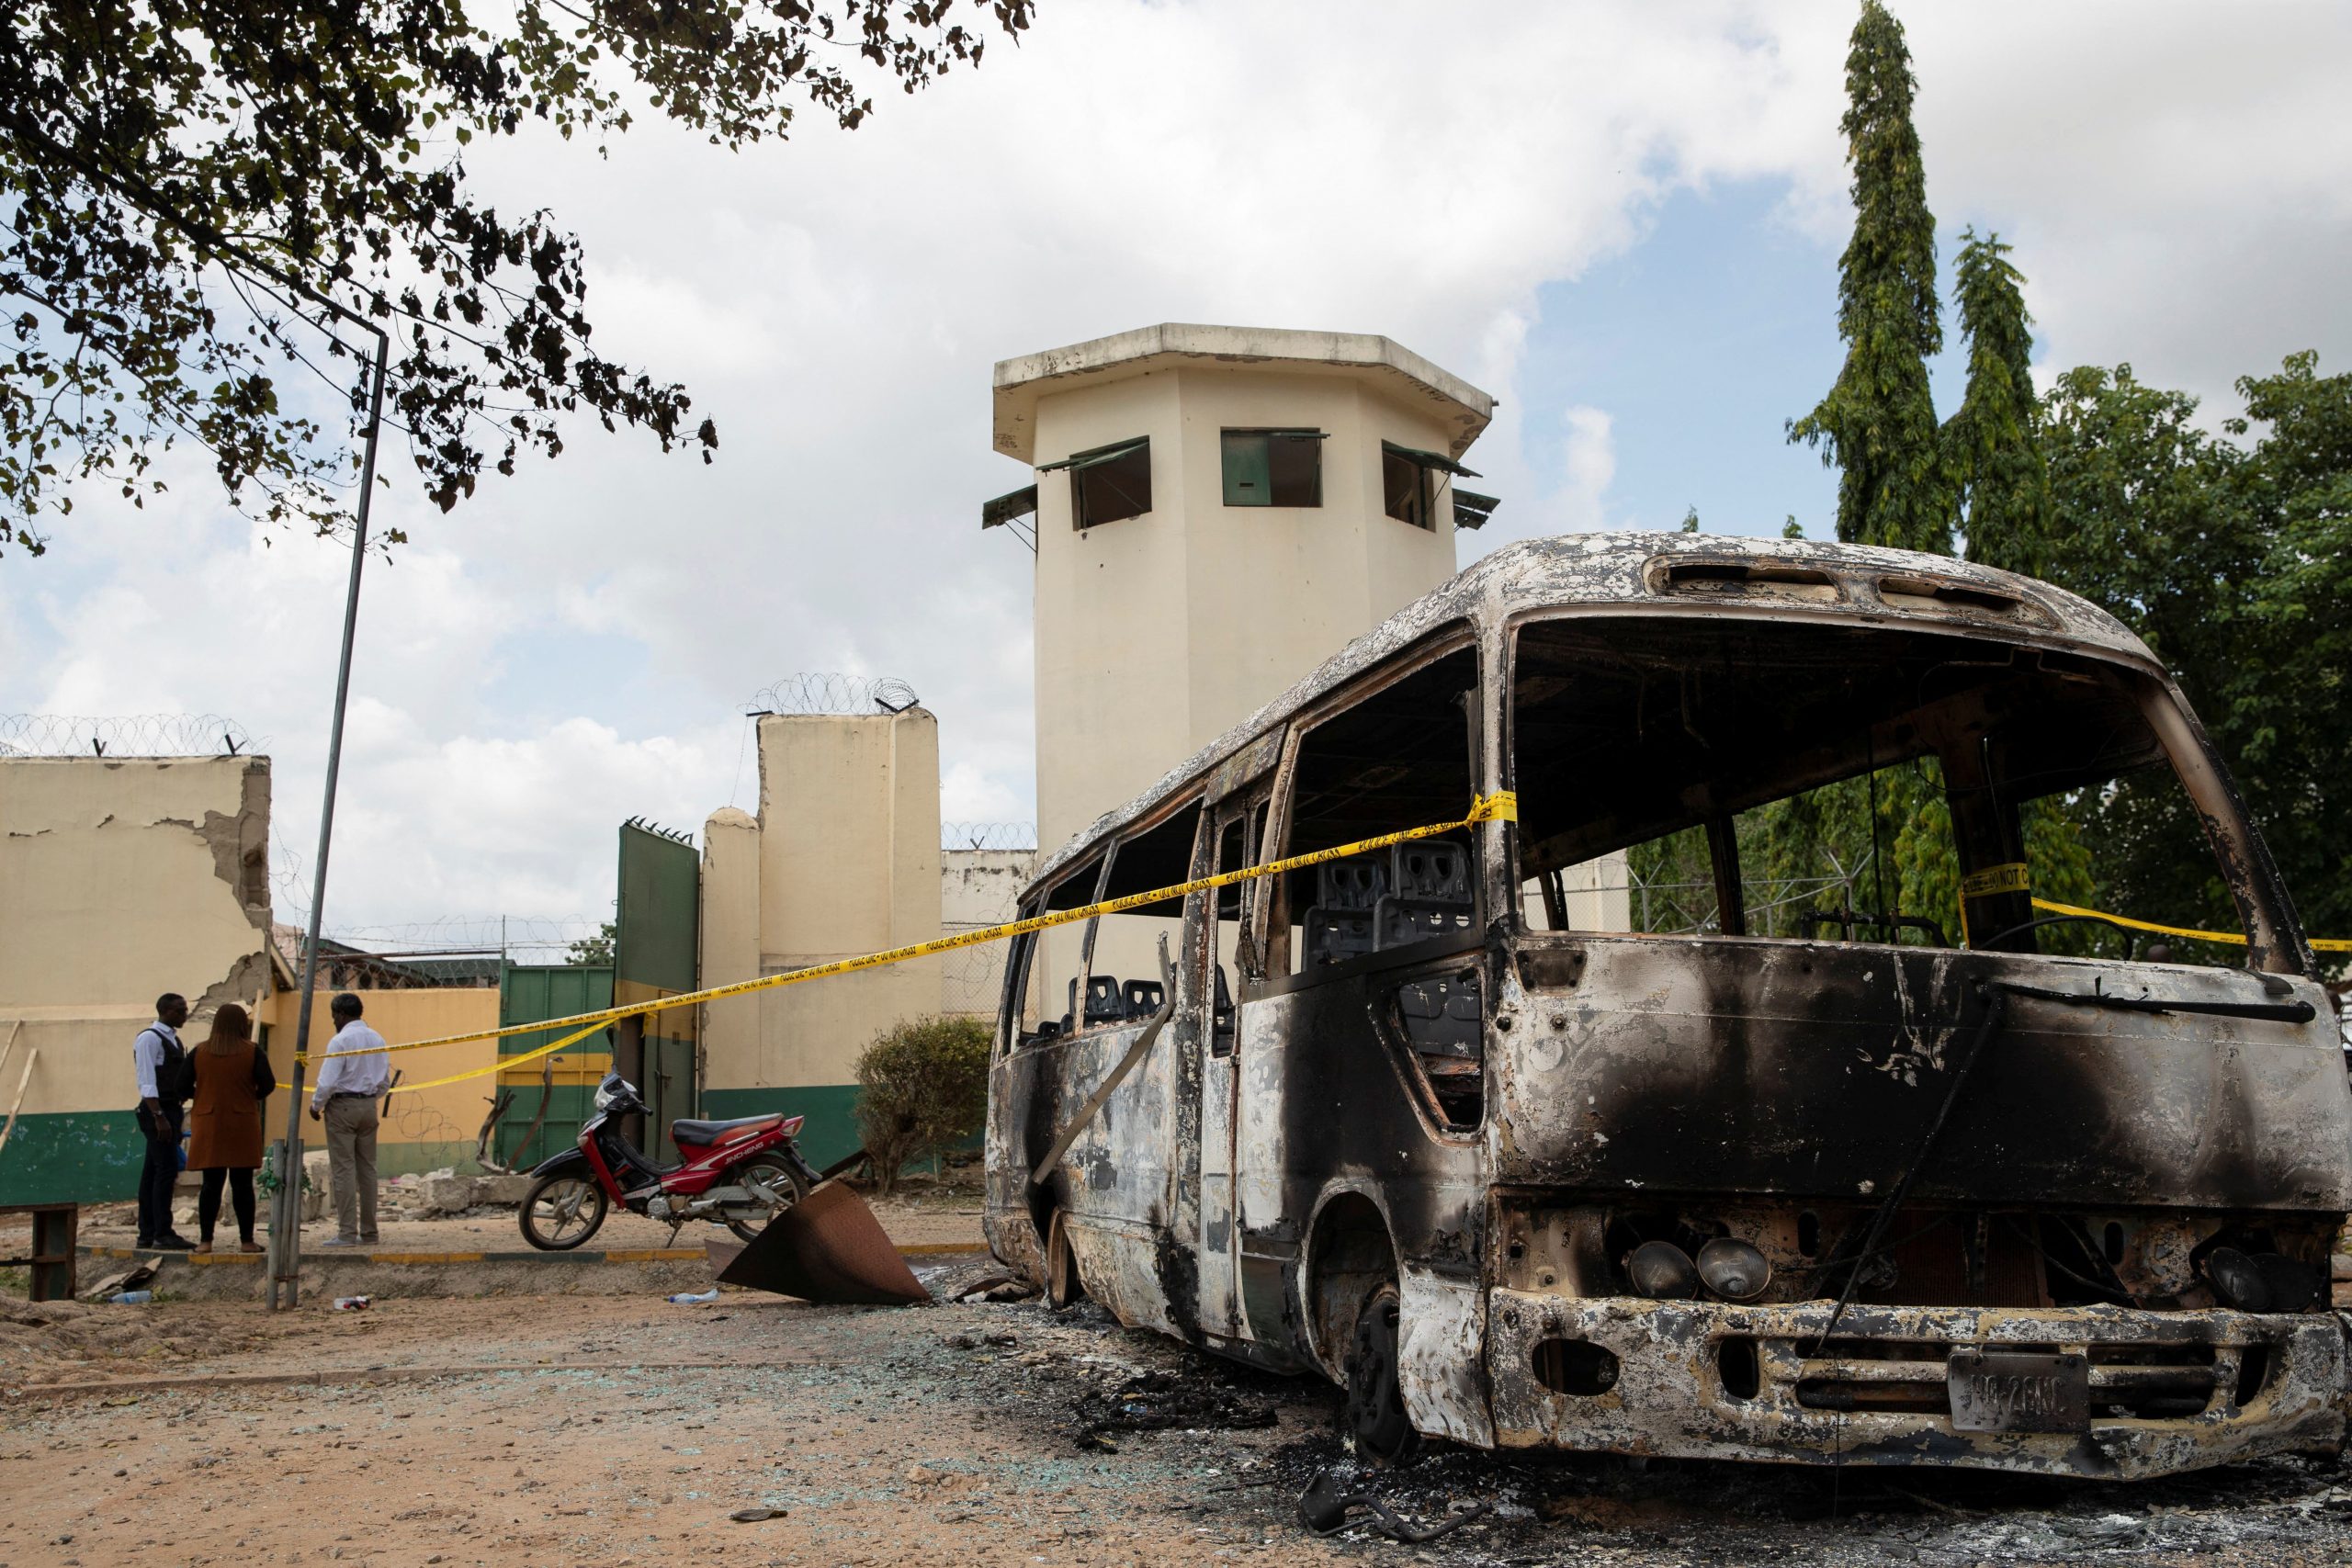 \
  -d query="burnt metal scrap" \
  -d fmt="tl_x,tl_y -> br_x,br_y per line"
984,533 -> 2352,1481
718,1179 -> 928,1305
1295,1468 -> 1489,1542
1069,1369 -> 1278,1450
